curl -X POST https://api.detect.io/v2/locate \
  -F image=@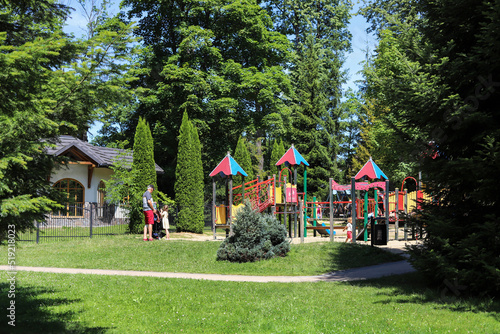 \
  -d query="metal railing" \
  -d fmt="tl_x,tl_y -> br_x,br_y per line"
18,203 -> 128,243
